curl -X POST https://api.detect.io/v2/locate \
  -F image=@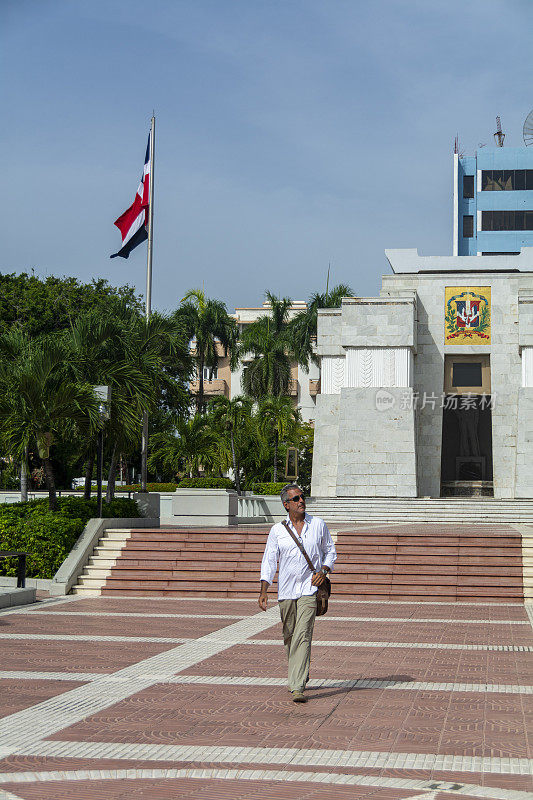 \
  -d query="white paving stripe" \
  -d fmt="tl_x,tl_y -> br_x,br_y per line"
0,790 -> 23,800
525,604 -> 533,633
321,616 -> 530,625
0,605 -> 281,756
2,670 -> 532,695
0,633 -> 190,643
17,740 -> 533,776
14,610 -> 530,625
249,638 -> 533,652
3,758 -> 532,799
0,596 -> 82,617
19,610 -> 245,620
3,631 -> 532,651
